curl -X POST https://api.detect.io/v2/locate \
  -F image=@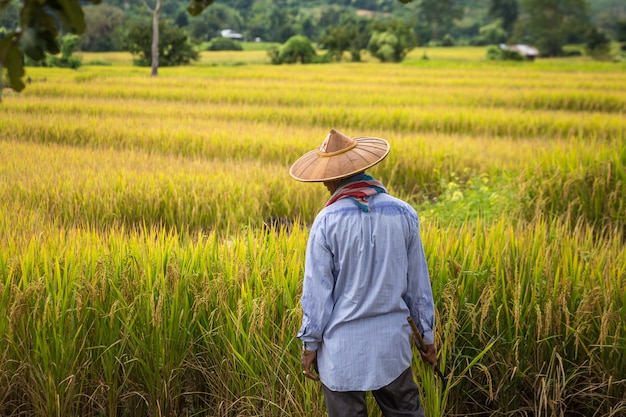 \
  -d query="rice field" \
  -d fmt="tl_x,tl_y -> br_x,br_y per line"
0,47 -> 625,416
